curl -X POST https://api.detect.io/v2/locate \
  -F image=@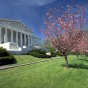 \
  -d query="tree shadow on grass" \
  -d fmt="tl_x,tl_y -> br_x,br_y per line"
78,58 -> 88,63
62,63 -> 88,70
